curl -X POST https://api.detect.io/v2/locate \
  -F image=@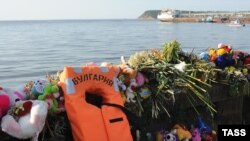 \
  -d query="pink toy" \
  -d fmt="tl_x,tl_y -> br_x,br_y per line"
0,95 -> 10,118
0,86 -> 28,119
135,72 -> 145,87
191,128 -> 201,141
1,100 -> 48,141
